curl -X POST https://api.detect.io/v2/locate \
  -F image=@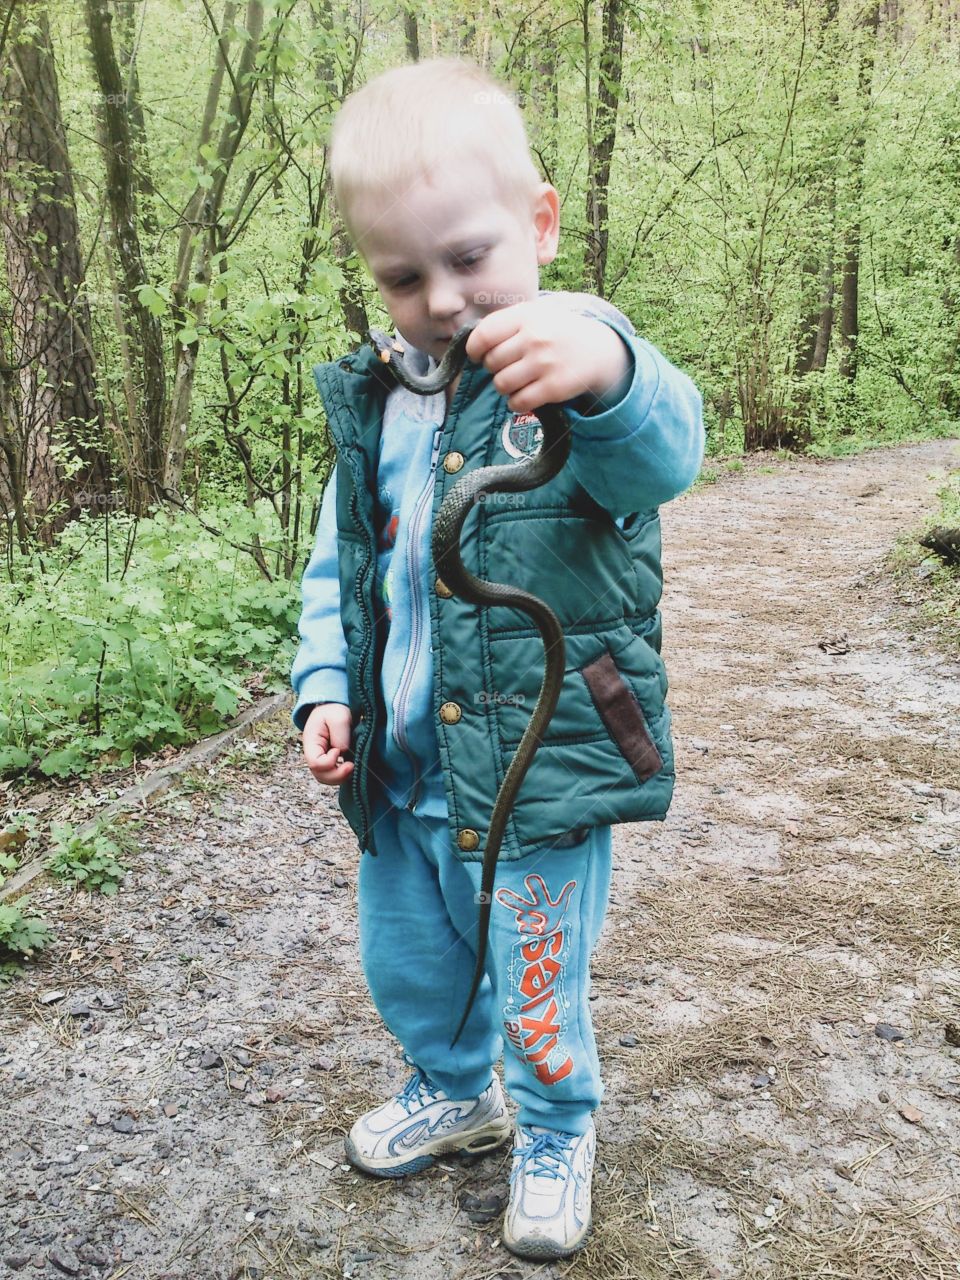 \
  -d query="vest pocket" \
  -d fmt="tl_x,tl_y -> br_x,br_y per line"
580,650 -> 663,783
